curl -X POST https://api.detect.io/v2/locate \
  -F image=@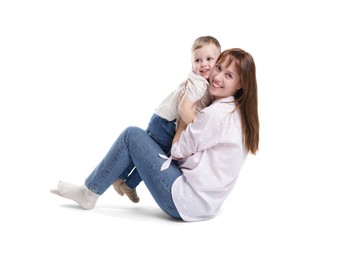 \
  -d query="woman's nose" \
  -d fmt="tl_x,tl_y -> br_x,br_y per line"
213,73 -> 222,82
